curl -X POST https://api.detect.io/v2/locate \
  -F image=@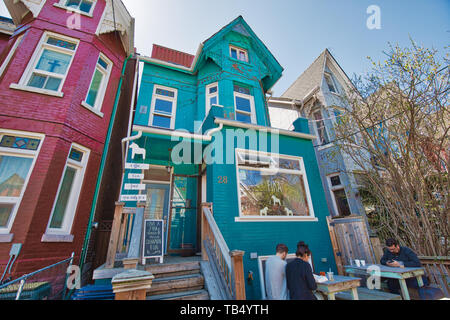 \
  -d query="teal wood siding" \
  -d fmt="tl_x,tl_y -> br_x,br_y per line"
206,128 -> 337,300
120,17 -> 335,300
